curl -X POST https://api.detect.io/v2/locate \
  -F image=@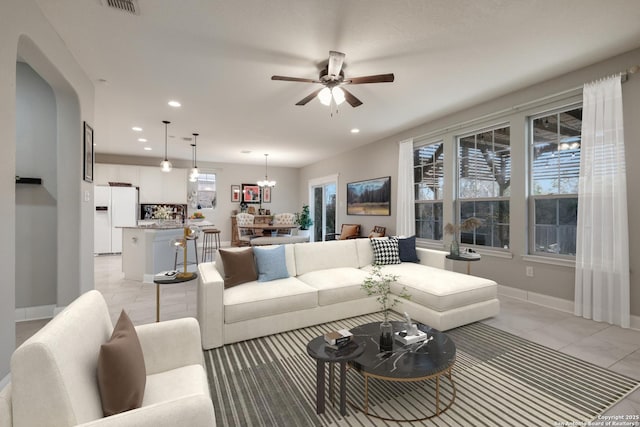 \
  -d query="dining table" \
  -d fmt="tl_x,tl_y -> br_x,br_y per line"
239,223 -> 297,236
